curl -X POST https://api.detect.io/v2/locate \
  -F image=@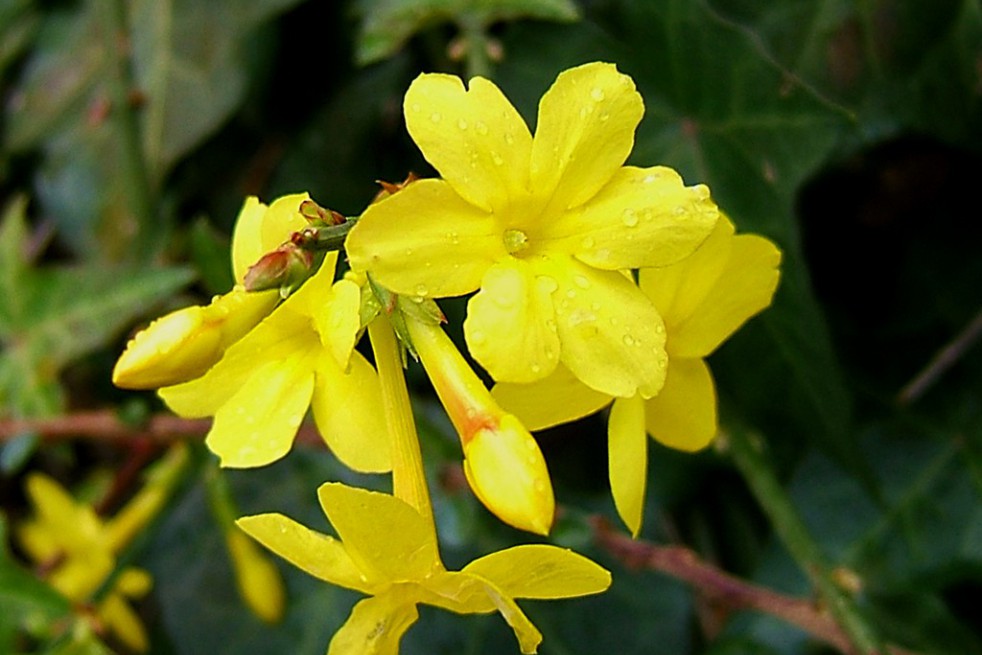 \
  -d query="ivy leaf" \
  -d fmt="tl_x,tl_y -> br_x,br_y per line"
353,0 -> 579,65
0,197 -> 194,417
